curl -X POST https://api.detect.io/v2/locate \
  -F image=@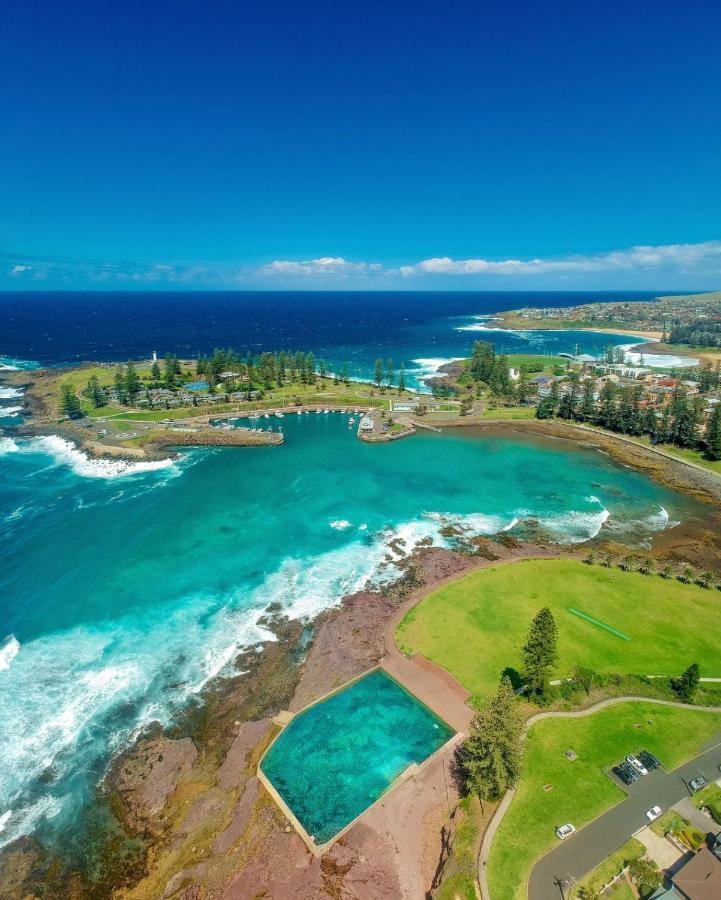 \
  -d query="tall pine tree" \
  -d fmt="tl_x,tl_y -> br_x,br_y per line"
460,676 -> 523,803
522,607 -> 558,702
